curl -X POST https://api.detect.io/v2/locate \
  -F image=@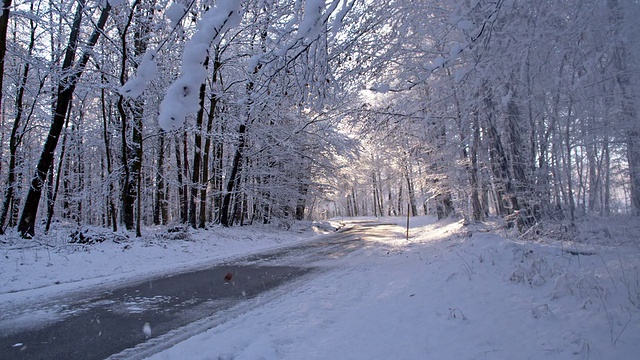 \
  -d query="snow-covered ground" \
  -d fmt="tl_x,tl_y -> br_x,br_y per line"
2,217 -> 640,359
